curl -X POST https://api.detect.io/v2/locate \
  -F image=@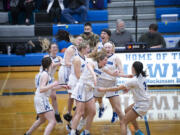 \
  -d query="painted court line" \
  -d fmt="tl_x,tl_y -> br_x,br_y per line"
0,72 -> 11,96
2,91 -> 68,96
144,115 -> 151,135
2,89 -> 180,96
